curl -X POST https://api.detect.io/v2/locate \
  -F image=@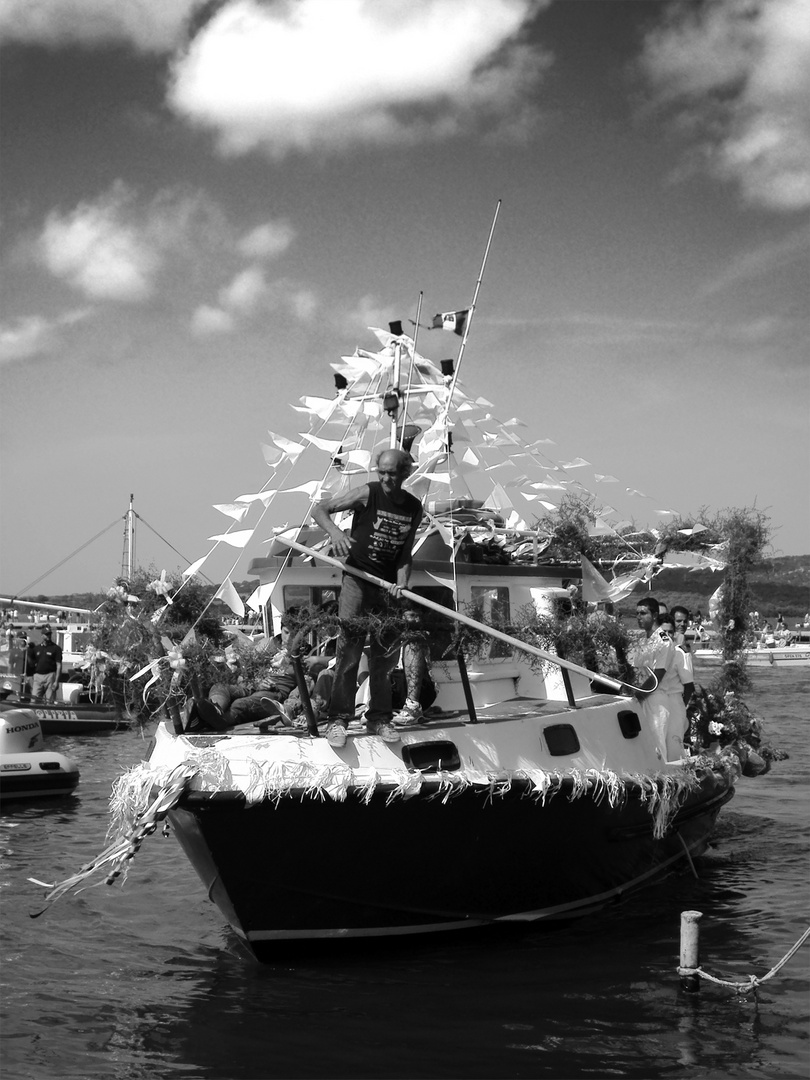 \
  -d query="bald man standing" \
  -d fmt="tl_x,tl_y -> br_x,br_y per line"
312,448 -> 423,747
